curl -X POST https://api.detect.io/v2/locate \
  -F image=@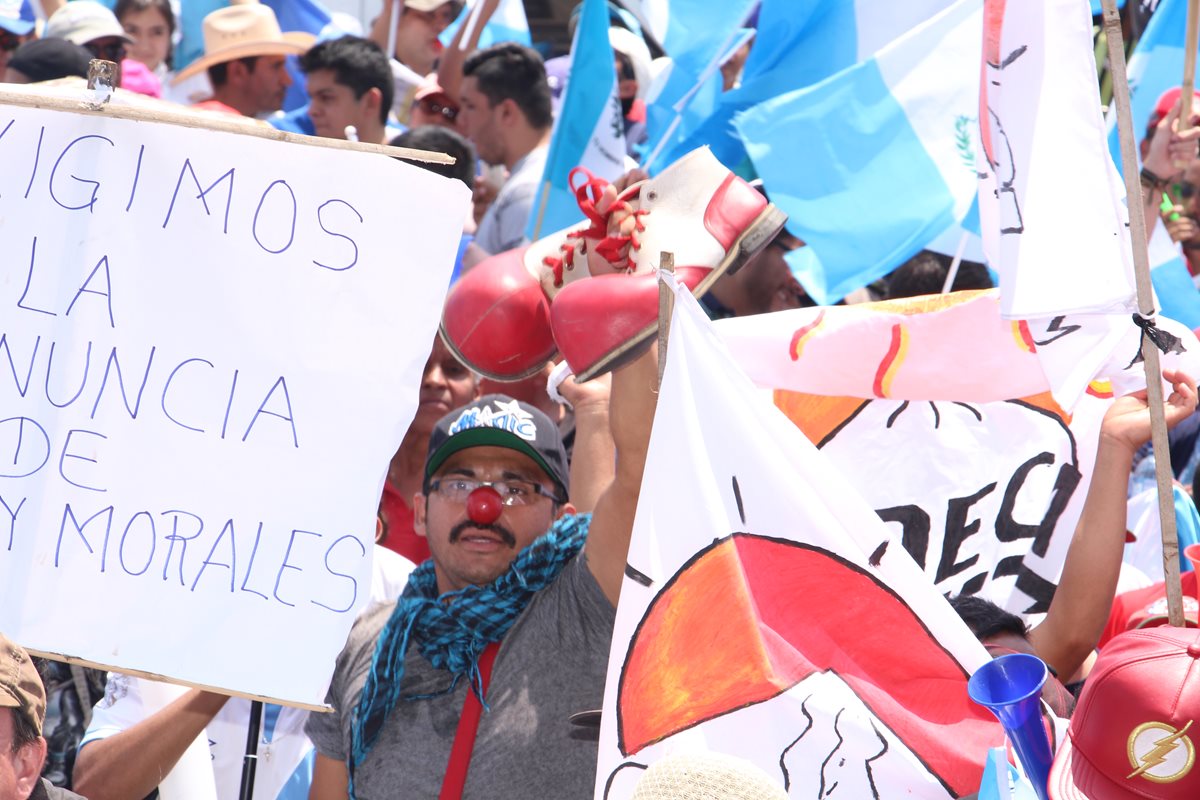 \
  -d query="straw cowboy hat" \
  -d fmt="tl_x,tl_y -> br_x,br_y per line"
174,2 -> 314,82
